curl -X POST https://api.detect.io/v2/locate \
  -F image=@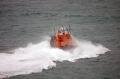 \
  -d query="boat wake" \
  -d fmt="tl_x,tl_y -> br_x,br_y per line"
0,36 -> 110,78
